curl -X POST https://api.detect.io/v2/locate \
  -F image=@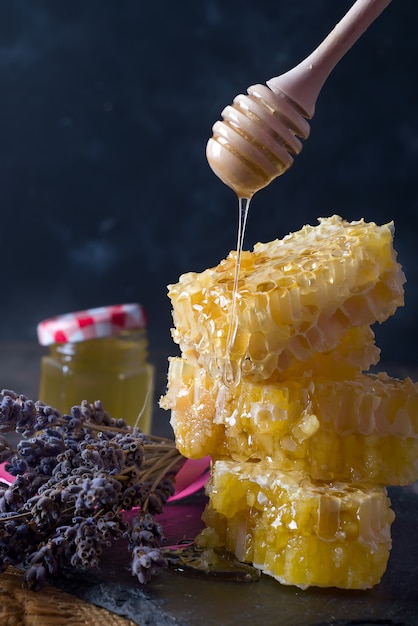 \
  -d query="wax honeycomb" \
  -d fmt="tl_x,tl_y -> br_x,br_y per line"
168,216 -> 405,381
160,215 -> 412,589
161,357 -> 418,485
198,459 -> 395,590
